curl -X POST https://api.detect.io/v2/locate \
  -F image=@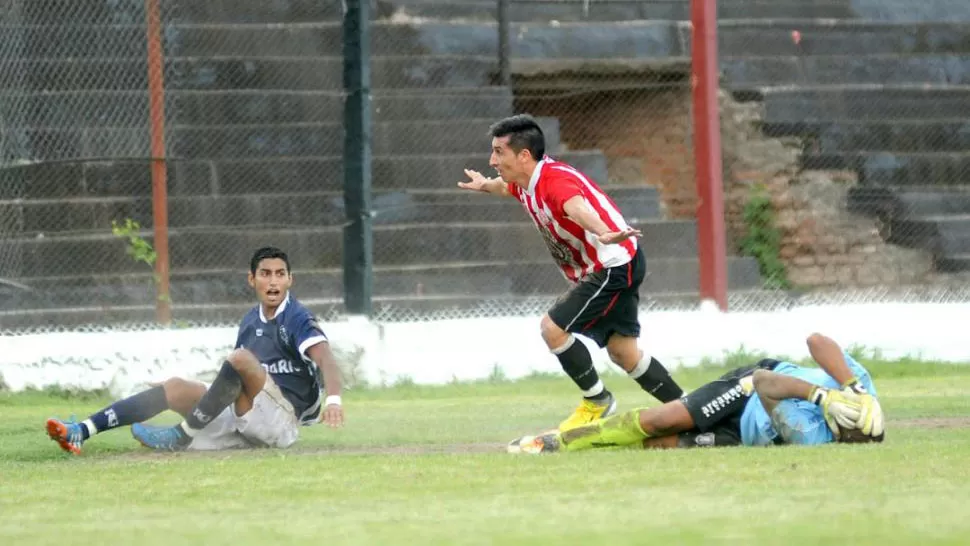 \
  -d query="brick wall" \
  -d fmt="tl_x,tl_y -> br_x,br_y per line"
516,84 -> 697,218
515,78 -> 936,288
